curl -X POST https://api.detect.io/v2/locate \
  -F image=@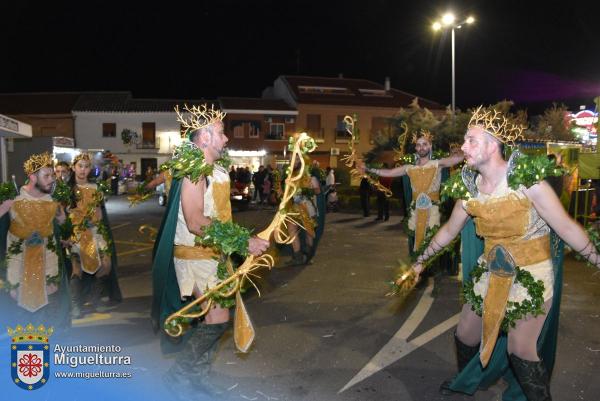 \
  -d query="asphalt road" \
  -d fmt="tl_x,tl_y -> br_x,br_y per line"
63,195 -> 600,401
